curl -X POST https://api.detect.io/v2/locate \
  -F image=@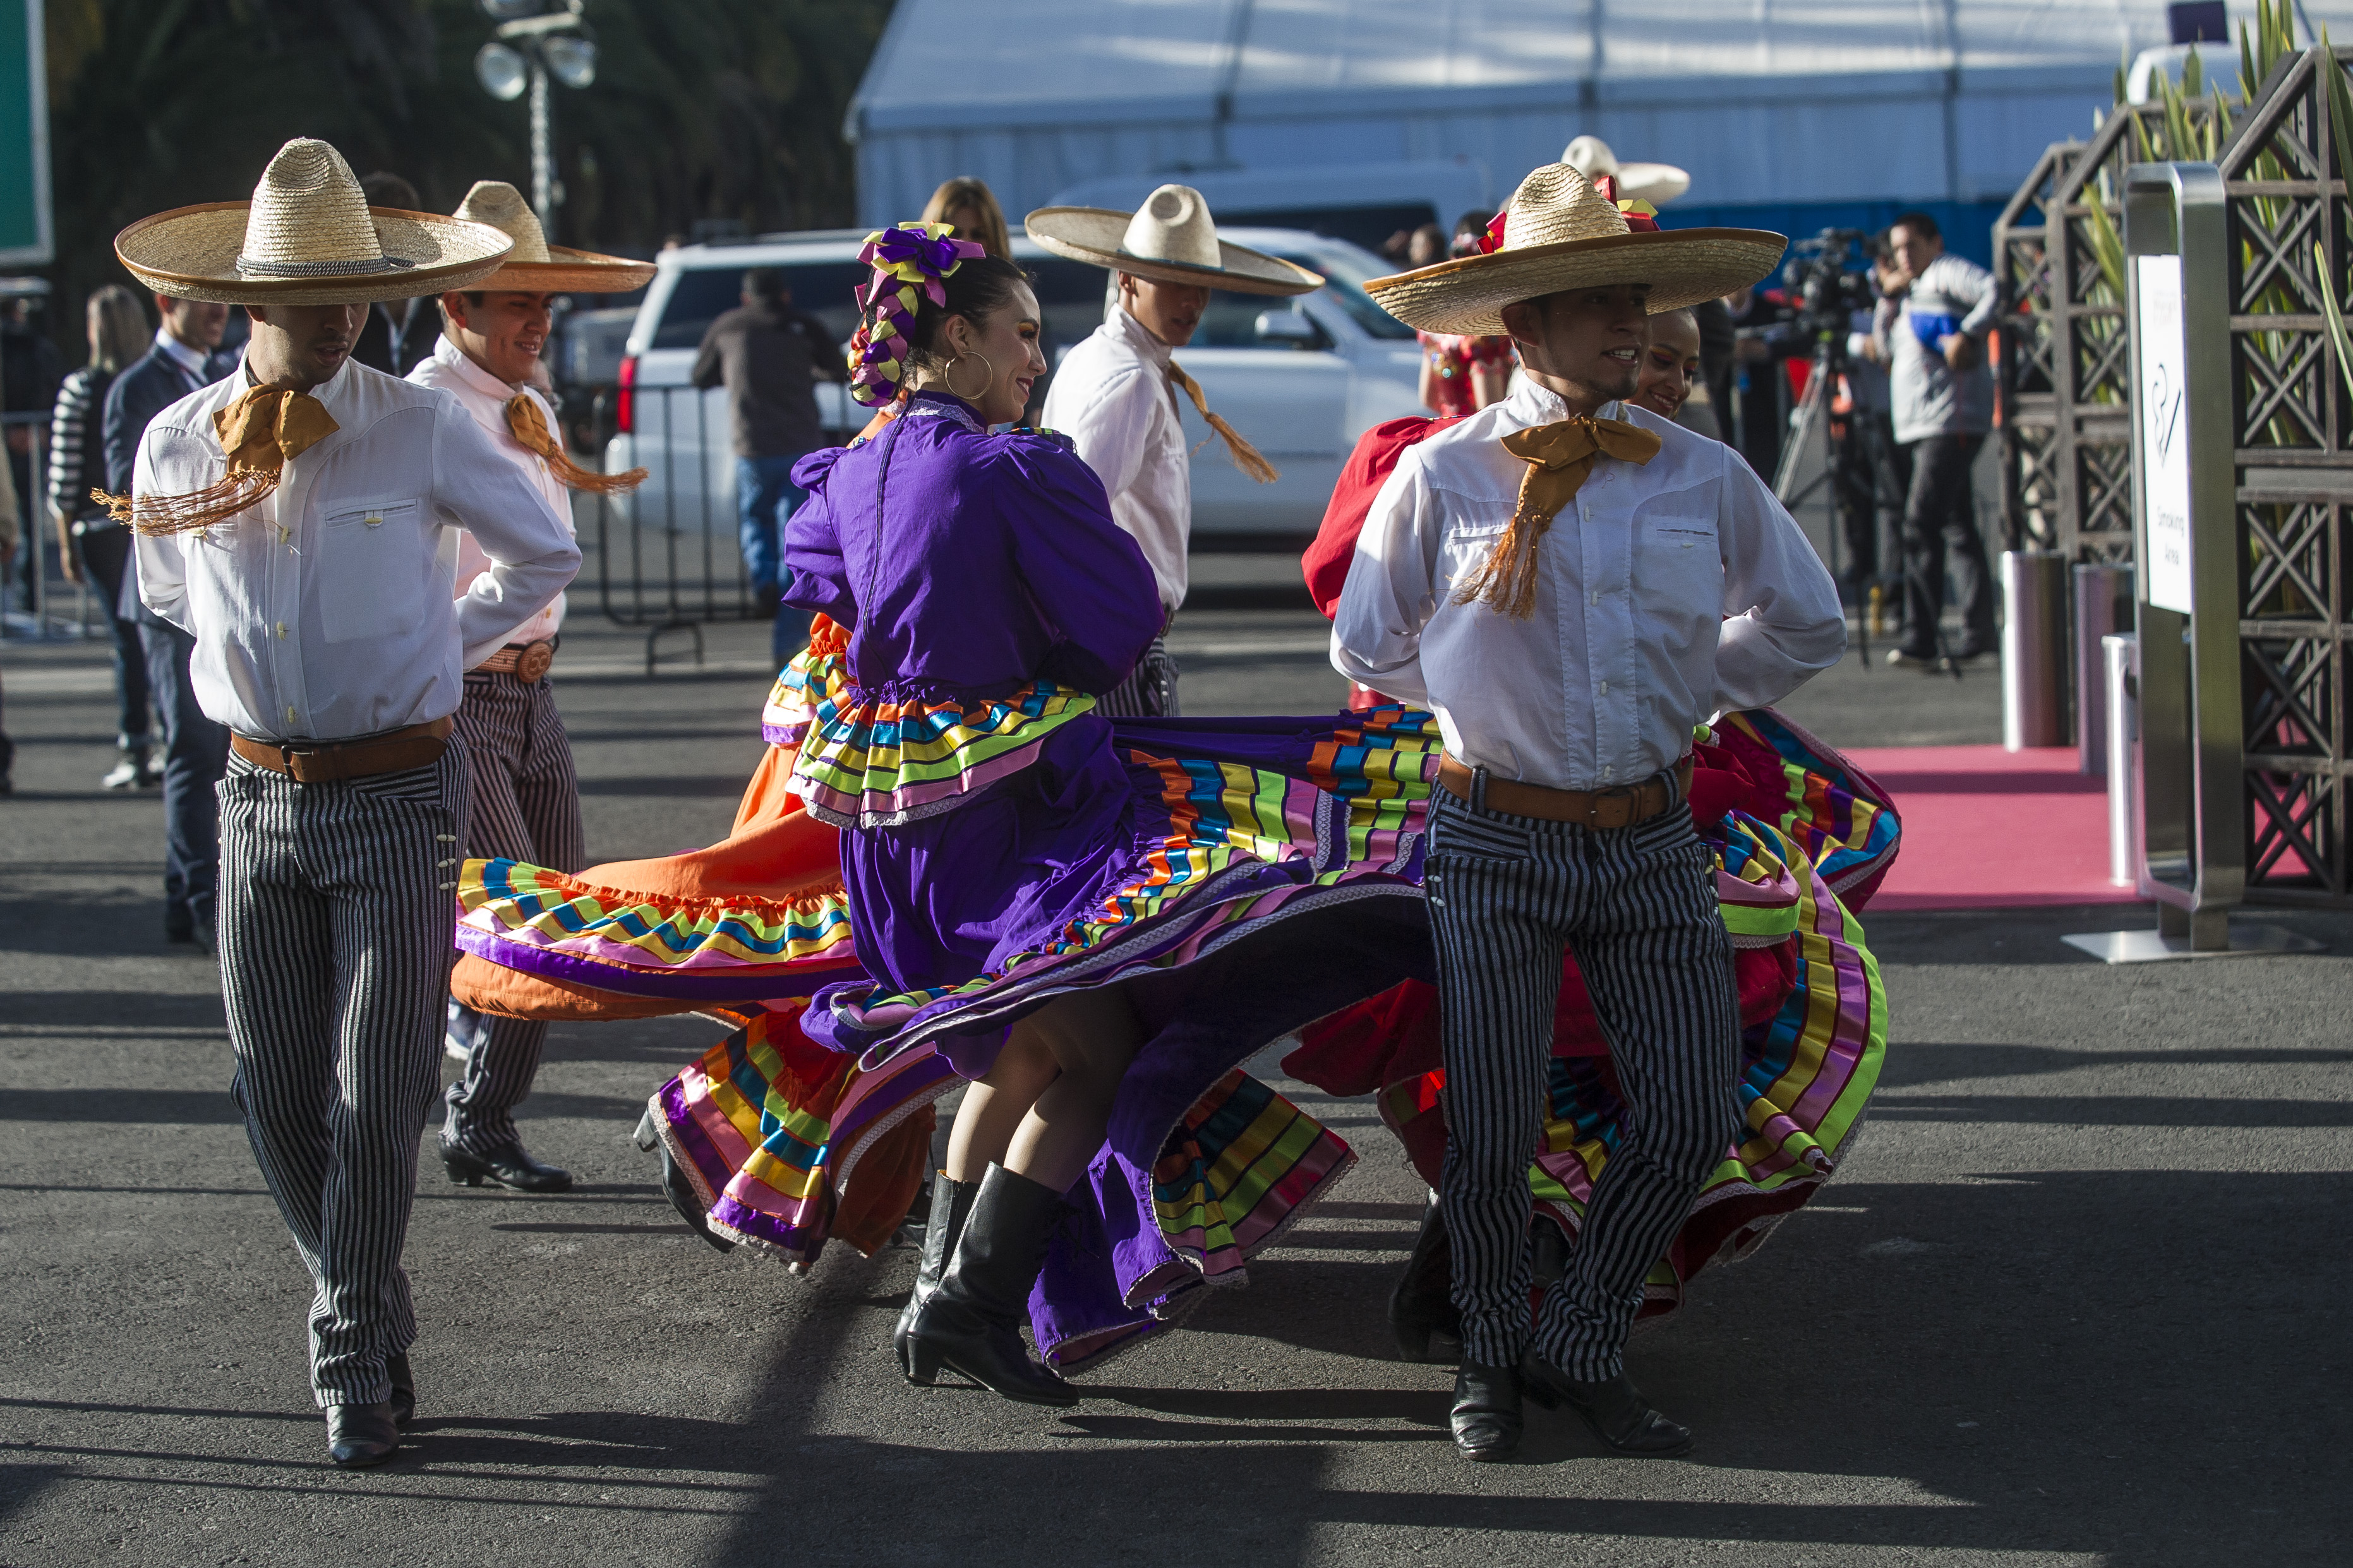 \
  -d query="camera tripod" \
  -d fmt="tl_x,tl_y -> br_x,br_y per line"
1772,337 -> 1965,679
